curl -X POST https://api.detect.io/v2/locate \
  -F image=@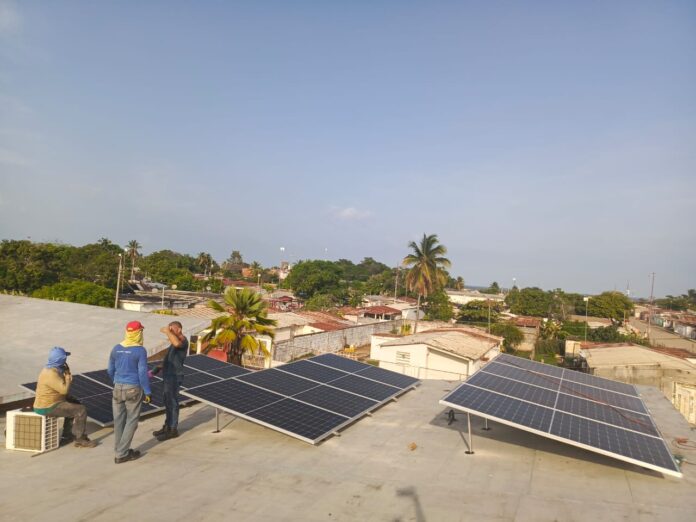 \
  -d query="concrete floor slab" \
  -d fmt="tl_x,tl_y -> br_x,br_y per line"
1,380 -> 695,521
